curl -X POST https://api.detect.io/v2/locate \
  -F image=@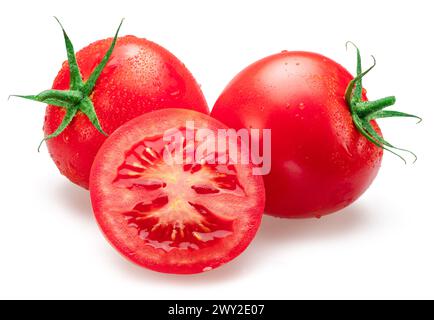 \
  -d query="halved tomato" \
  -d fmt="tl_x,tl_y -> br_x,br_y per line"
90,109 -> 265,274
